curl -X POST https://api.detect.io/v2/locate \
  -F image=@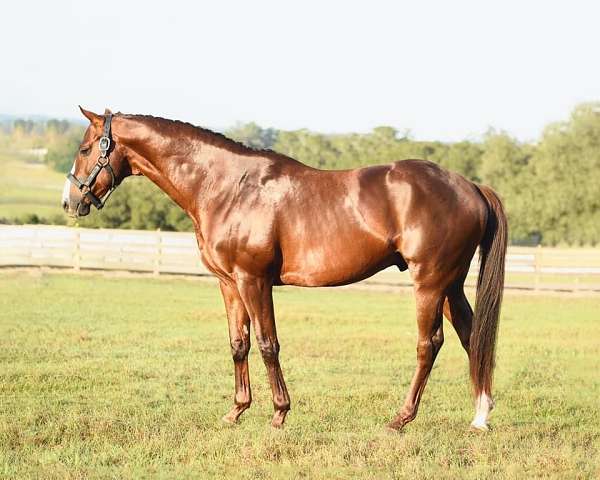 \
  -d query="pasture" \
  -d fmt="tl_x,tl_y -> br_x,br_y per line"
0,270 -> 599,479
0,152 -> 65,220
